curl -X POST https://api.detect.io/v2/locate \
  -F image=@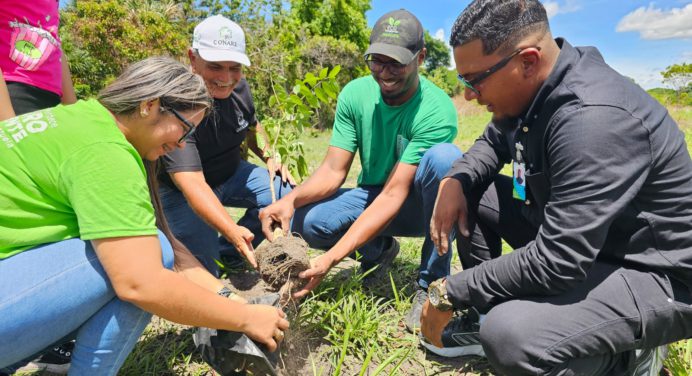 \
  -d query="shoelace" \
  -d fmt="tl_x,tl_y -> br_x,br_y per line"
446,308 -> 481,333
